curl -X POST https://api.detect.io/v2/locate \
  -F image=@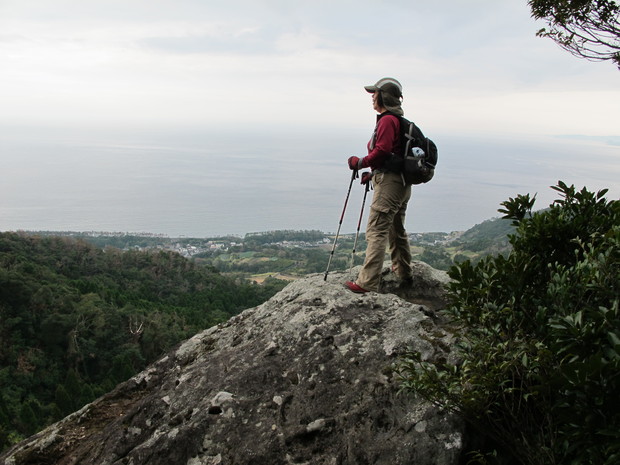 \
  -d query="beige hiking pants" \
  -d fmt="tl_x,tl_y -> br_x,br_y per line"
356,171 -> 413,292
